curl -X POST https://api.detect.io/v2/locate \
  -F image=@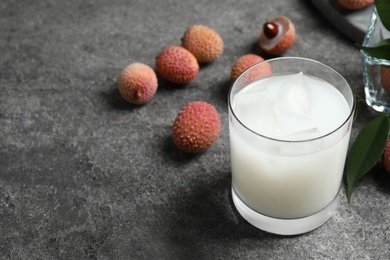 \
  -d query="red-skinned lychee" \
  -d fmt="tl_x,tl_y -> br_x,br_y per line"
230,54 -> 272,82
172,101 -> 221,153
383,138 -> 390,173
118,63 -> 158,105
338,0 -> 374,10
181,25 -> 224,63
156,45 -> 199,84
